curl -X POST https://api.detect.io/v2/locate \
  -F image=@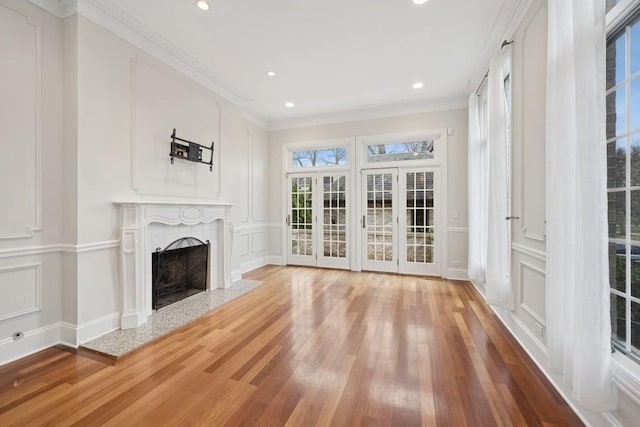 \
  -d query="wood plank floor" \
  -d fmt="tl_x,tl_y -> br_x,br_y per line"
0,266 -> 582,426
